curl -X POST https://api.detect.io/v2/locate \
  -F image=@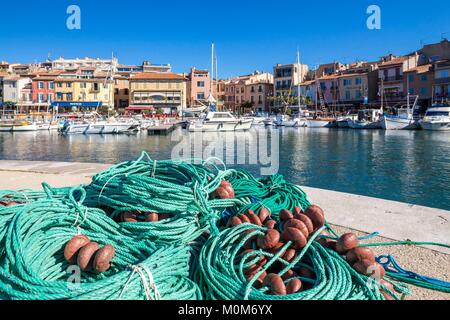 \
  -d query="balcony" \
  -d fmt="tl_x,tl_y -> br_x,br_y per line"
382,76 -> 403,82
